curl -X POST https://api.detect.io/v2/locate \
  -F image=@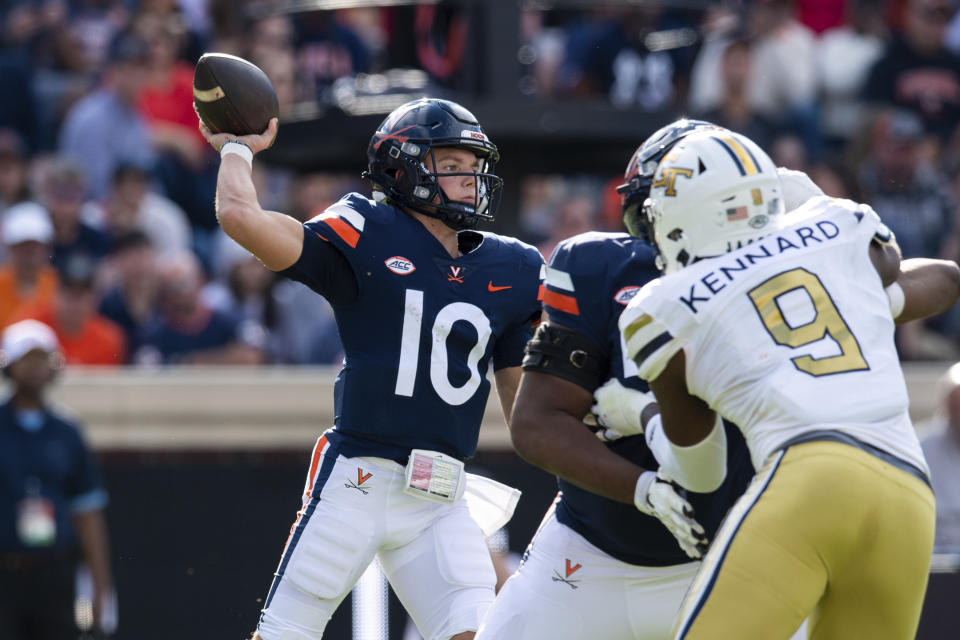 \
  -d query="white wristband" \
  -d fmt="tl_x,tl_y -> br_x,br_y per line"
885,281 -> 905,319
633,471 -> 656,513
220,141 -> 253,168
645,414 -> 727,493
